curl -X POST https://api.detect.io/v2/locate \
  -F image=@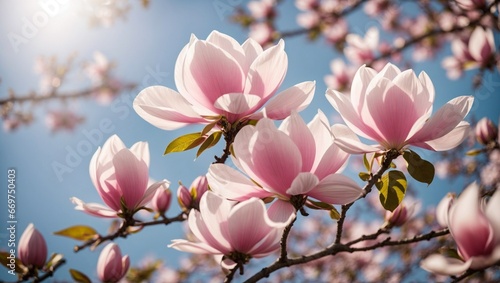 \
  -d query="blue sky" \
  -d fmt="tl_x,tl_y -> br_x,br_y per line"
0,0 -> 499,282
